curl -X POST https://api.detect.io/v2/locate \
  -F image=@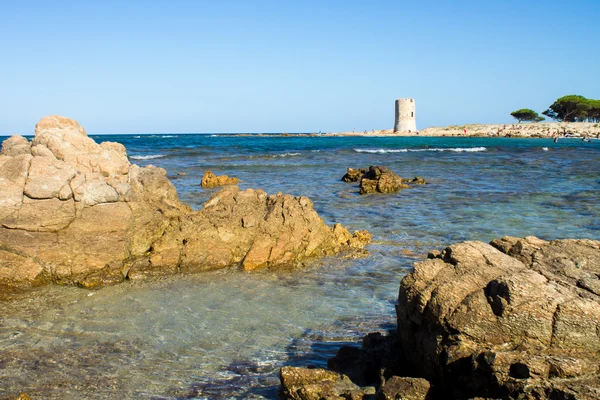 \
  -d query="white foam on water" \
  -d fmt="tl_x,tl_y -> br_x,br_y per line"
129,154 -> 166,160
249,152 -> 302,159
353,147 -> 487,154
273,152 -> 301,157
354,148 -> 397,154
